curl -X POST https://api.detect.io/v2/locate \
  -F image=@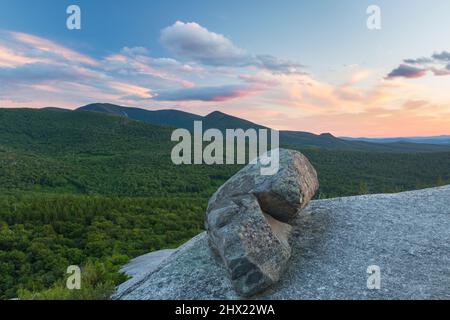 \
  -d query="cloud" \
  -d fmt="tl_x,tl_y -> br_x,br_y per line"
255,55 -> 305,75
388,51 -> 450,79
0,44 -> 41,67
0,62 -> 82,82
403,57 -> 433,65
271,103 -> 450,137
153,84 -> 259,102
432,51 -> 450,62
431,66 -> 450,76
160,21 -> 248,66
239,73 -> 280,86
10,31 -> 98,66
0,62 -> 108,84
160,21 -> 305,75
0,23 -> 308,107
403,100 -> 429,109
102,46 -> 198,88
0,30 -> 158,105
386,64 -> 427,79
